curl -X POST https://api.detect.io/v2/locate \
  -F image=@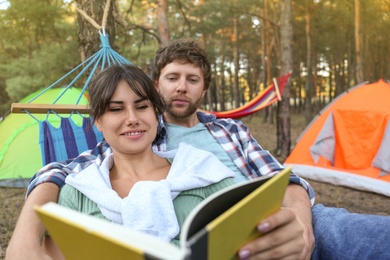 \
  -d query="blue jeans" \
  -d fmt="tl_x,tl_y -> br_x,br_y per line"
311,204 -> 390,260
